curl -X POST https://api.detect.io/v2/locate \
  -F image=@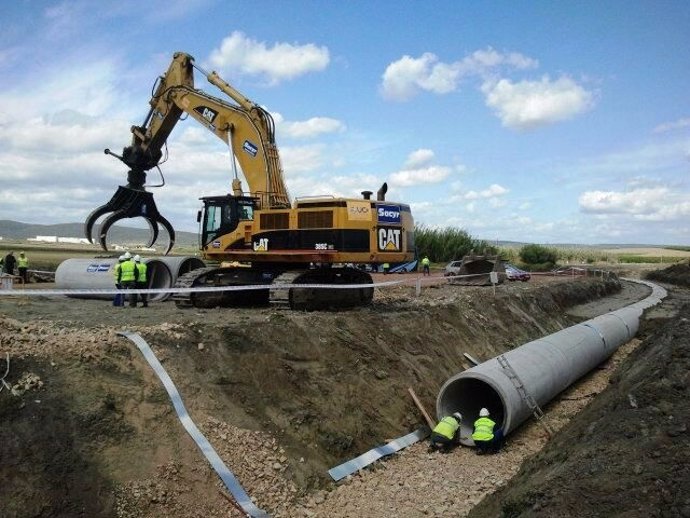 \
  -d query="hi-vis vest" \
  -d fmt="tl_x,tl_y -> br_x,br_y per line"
119,260 -> 137,282
113,262 -> 122,280
422,257 -> 430,266
18,256 -> 28,268
472,417 -> 496,441
136,261 -> 147,283
433,416 -> 460,440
